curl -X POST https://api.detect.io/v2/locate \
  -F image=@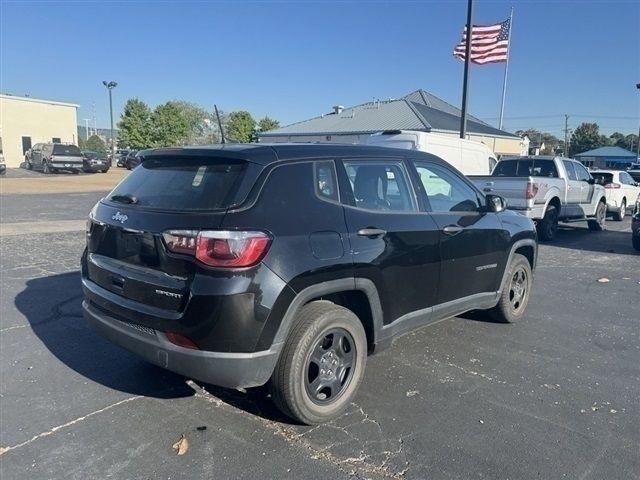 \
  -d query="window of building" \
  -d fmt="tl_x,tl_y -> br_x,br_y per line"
52,137 -> 61,144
